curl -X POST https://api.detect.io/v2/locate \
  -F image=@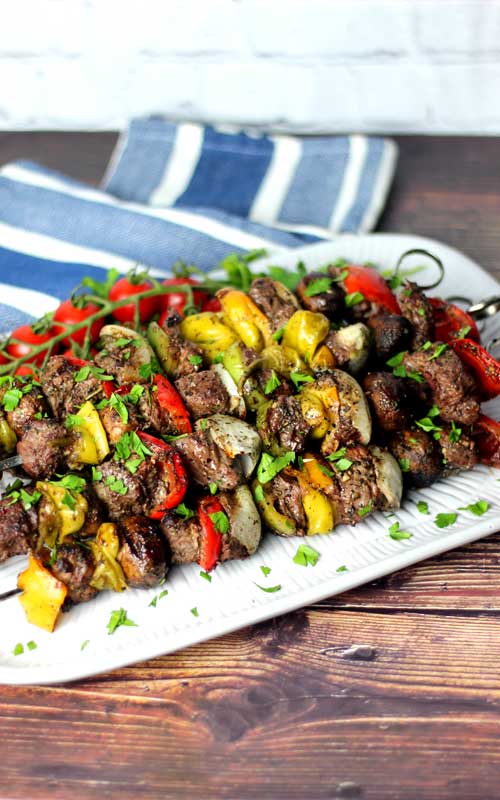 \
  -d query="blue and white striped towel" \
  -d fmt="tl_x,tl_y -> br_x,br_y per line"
0,118 -> 397,330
